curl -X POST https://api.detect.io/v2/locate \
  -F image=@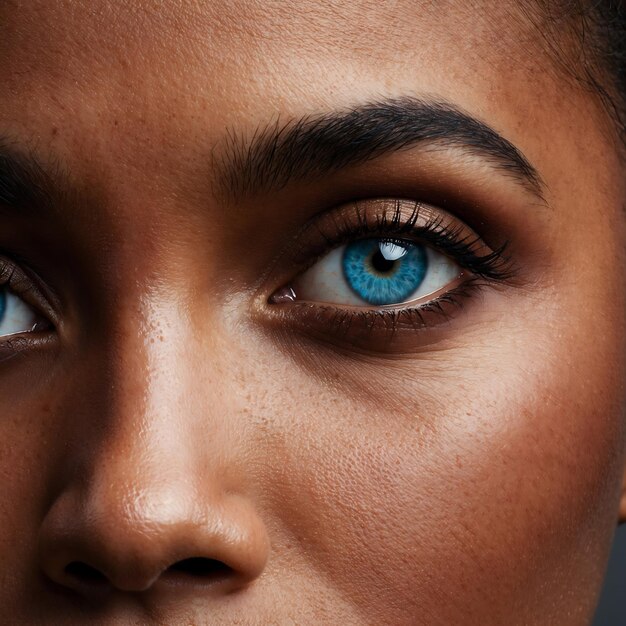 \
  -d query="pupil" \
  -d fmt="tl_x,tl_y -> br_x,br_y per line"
371,250 -> 395,273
